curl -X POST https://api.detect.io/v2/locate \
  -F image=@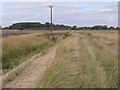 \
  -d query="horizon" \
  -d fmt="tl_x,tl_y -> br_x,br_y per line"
1,21 -> 118,28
